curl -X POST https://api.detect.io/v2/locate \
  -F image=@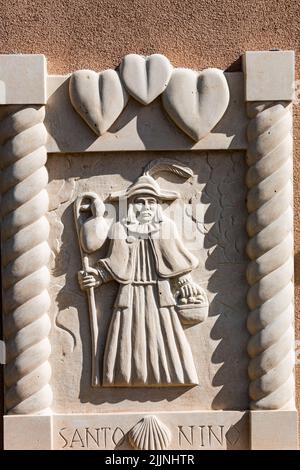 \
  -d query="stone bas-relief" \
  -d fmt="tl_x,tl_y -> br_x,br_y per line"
47,151 -> 249,414
0,51 -> 298,450
128,415 -> 171,450
69,53 -> 230,141
75,161 -> 208,387
52,411 -> 249,450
